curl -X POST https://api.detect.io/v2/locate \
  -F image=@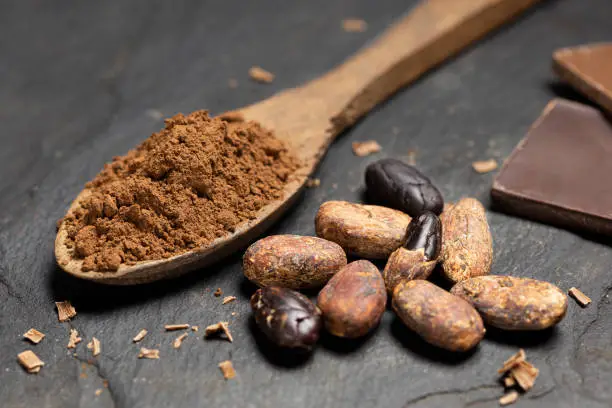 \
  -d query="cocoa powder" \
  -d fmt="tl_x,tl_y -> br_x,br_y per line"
63,111 -> 299,271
